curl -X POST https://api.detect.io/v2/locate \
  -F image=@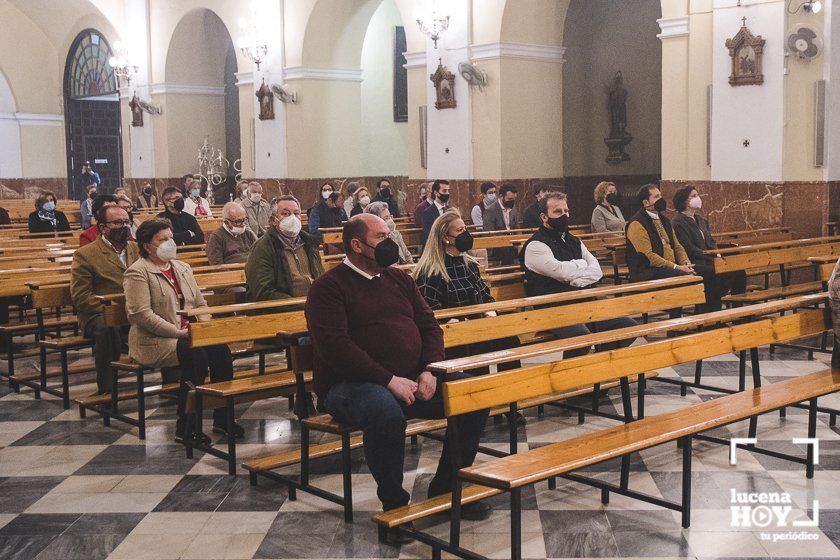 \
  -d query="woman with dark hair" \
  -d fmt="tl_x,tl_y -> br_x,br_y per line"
124,218 -> 241,443
28,191 -> 71,233
672,185 -> 746,311
308,183 -> 346,243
